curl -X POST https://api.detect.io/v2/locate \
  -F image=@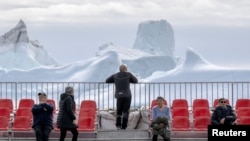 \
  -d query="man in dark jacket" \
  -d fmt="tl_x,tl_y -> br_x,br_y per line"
106,64 -> 138,130
32,92 -> 54,141
57,86 -> 78,141
211,98 -> 237,125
